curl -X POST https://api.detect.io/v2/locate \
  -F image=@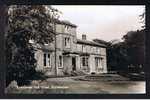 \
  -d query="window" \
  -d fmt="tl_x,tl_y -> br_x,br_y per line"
95,57 -> 98,68
64,38 -> 67,46
82,56 -> 88,66
96,47 -> 99,53
82,57 -> 85,66
64,25 -> 69,33
82,56 -> 89,72
64,37 -> 70,48
67,38 -> 70,43
44,53 -> 46,66
73,36 -> 76,42
95,57 -> 103,69
82,45 -> 86,52
43,53 -> 51,68
59,56 -> 63,68
48,54 -> 51,66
